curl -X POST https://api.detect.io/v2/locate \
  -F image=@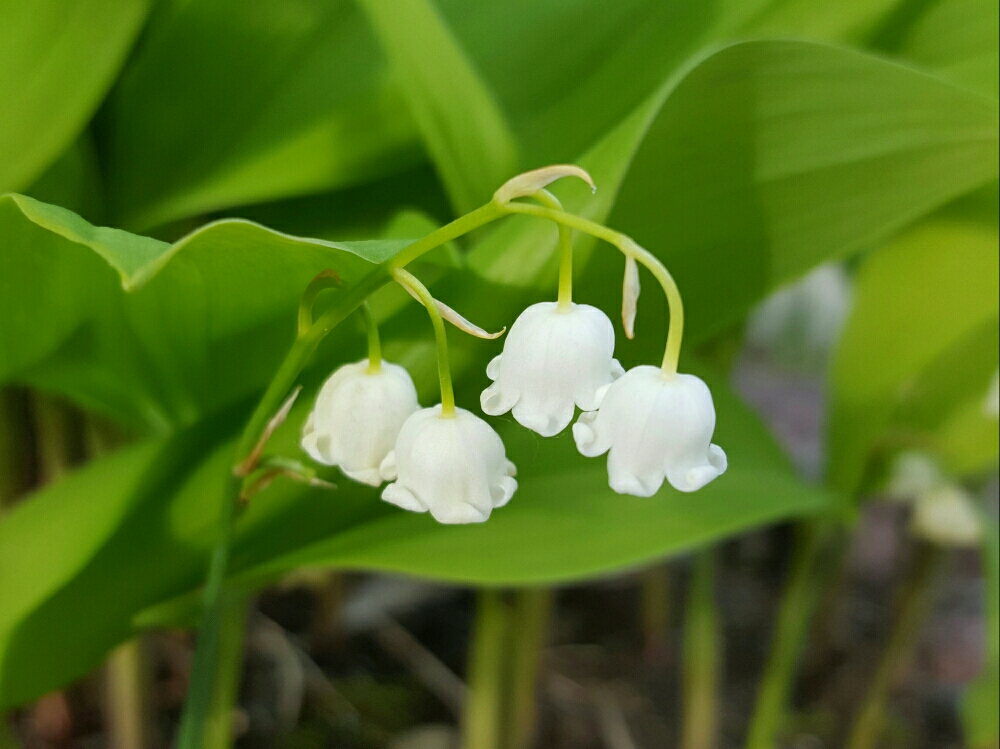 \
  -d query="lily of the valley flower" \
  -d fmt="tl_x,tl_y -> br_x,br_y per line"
302,360 -> 419,486
573,366 -> 727,495
911,484 -> 981,547
380,405 -> 518,524
481,302 -> 624,436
